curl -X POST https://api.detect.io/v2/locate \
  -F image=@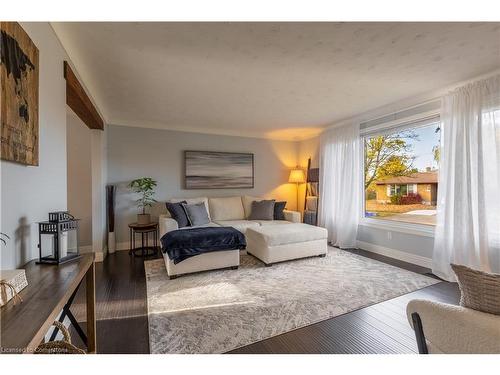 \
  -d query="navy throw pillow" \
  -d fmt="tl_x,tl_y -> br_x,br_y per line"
274,201 -> 287,220
166,200 -> 190,228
